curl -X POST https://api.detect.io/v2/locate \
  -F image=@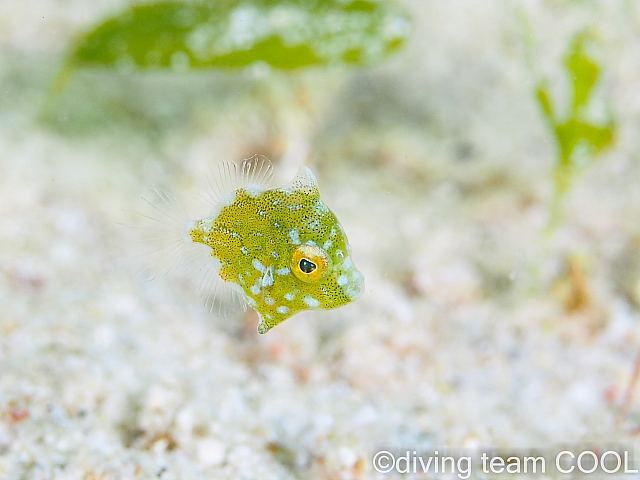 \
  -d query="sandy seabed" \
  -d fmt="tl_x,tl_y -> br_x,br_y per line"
3,1 -> 640,479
